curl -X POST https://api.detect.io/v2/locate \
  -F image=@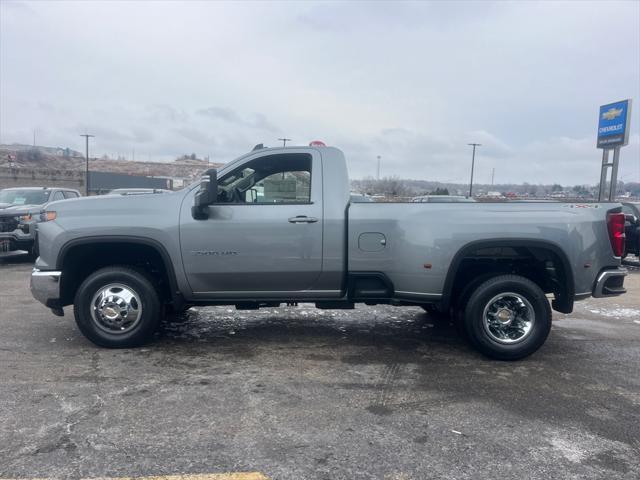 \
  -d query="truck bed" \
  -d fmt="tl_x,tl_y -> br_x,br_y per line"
348,201 -> 620,302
